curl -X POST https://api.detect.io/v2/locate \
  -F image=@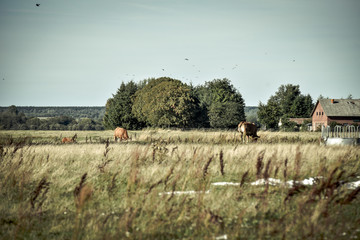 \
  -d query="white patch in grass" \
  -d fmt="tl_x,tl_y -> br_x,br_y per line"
215,234 -> 228,240
212,176 -> 359,189
212,182 -> 240,186
158,190 -> 210,196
